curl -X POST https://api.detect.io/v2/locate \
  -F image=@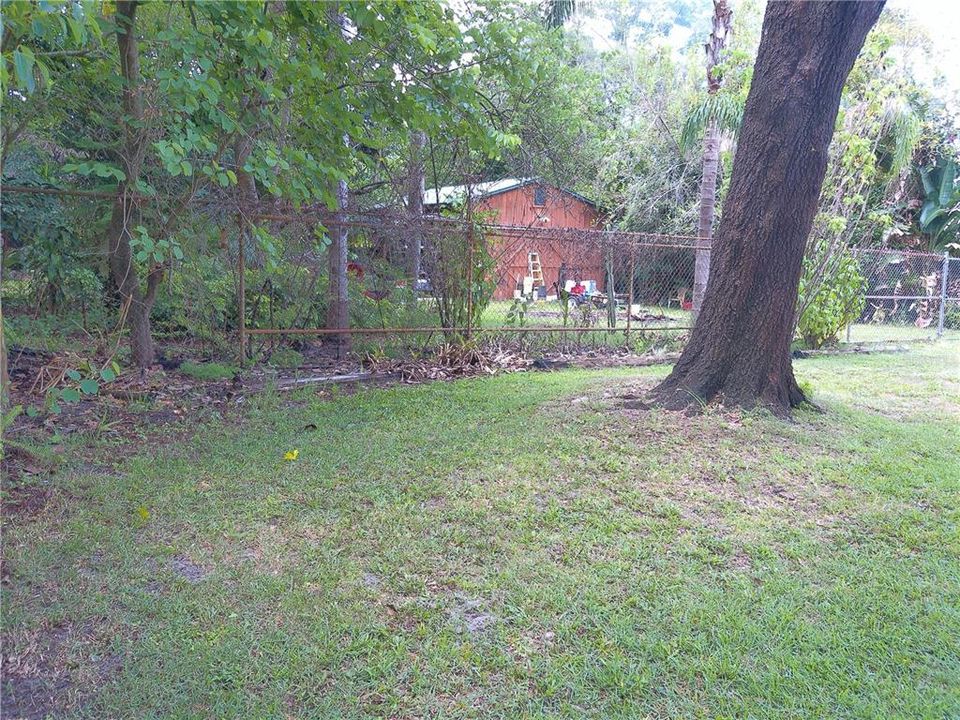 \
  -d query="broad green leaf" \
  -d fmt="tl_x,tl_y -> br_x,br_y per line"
939,161 -> 956,208
13,47 -> 36,93
79,378 -> 99,395
919,201 -> 945,230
